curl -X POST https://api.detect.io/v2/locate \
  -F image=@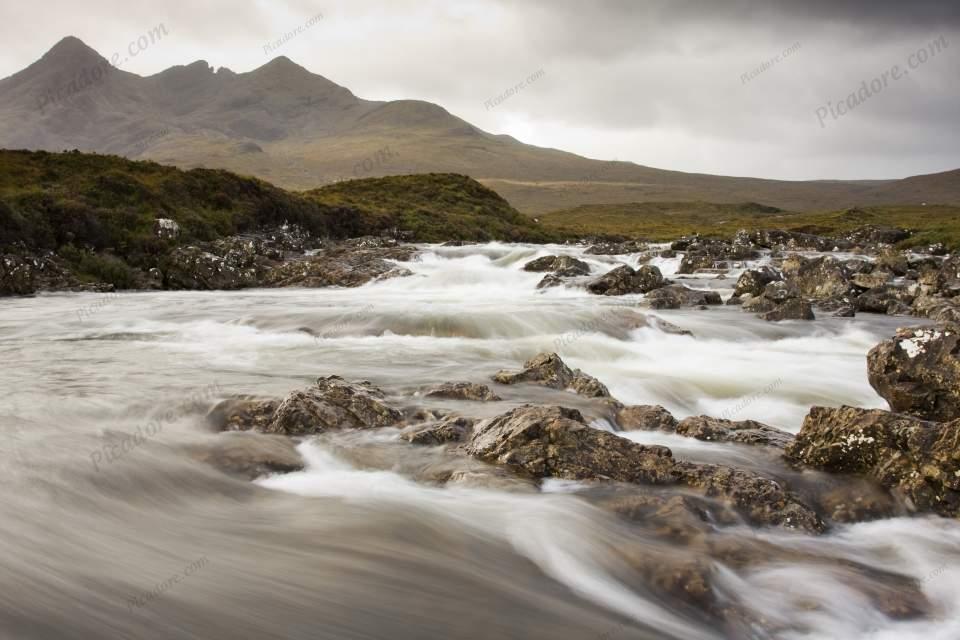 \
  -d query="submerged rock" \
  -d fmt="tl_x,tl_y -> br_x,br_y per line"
786,406 -> 960,517
867,324 -> 960,421
207,397 -> 279,432
186,432 -> 304,480
493,352 -> 612,398
586,264 -> 665,296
